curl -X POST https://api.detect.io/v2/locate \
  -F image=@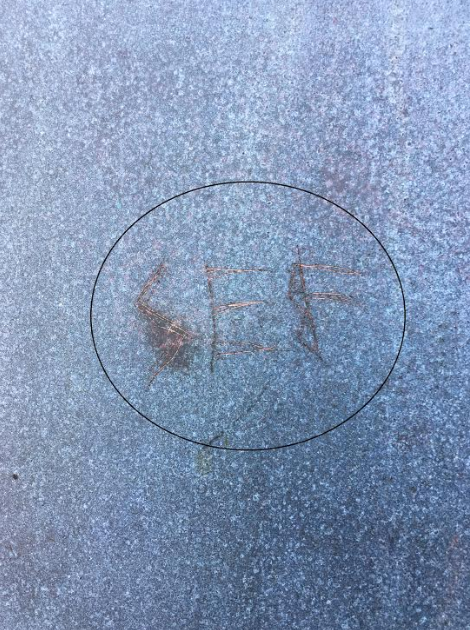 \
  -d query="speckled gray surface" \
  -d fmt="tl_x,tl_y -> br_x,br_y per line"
1,1 -> 469,628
